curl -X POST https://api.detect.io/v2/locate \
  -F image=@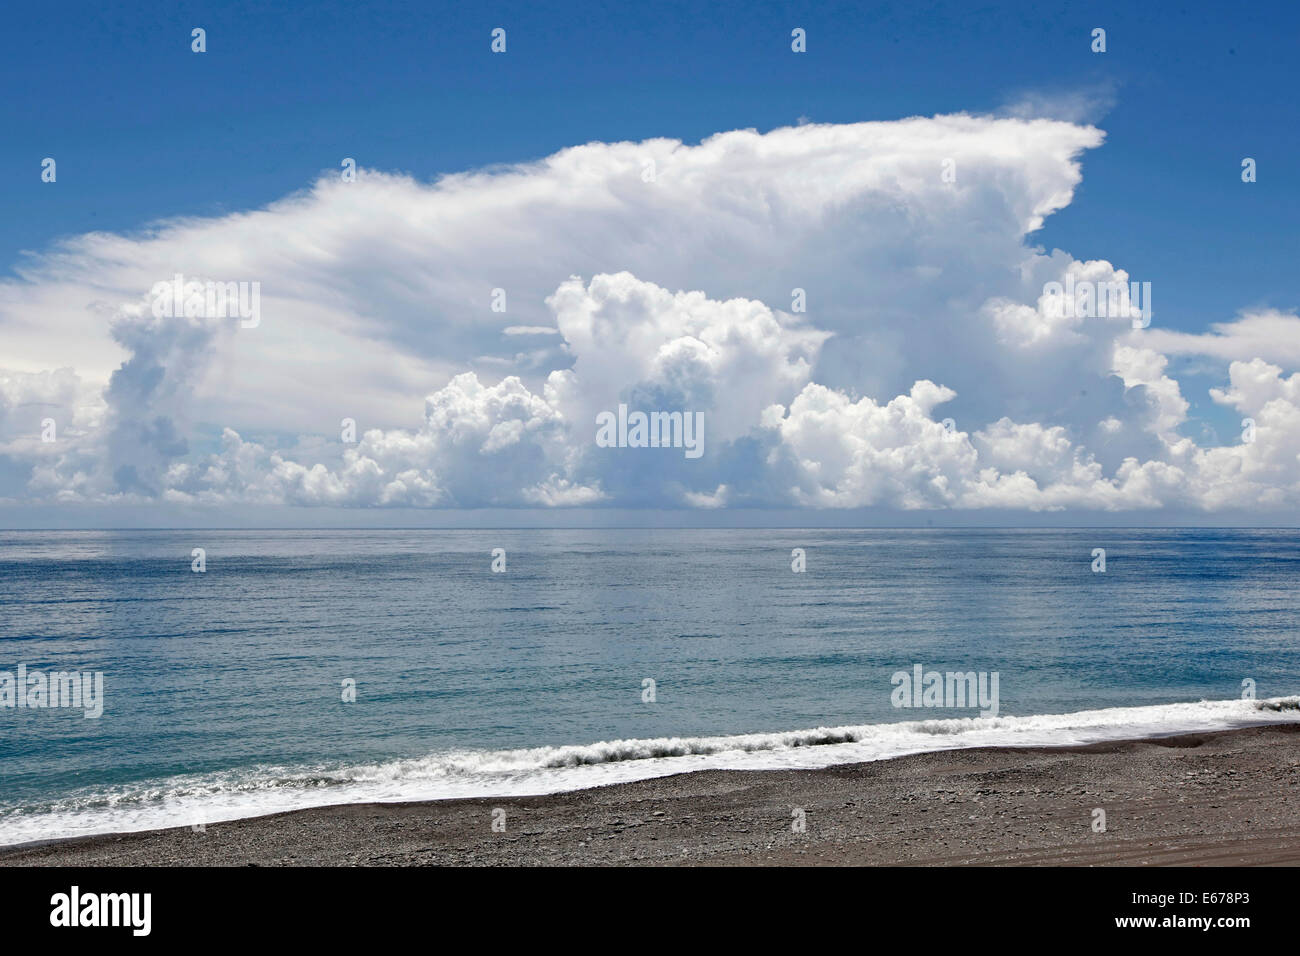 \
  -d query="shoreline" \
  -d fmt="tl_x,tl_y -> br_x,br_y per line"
6,723 -> 1300,866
